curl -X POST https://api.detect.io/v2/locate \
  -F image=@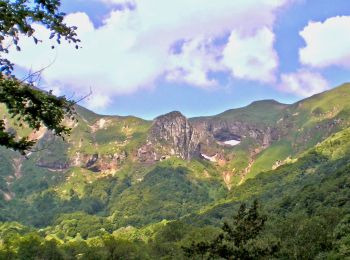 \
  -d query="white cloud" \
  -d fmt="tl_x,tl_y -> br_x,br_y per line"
85,93 -> 112,110
96,0 -> 136,9
299,16 -> 350,68
7,0 -> 291,108
223,27 -> 278,83
166,38 -> 222,87
279,70 -> 329,97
